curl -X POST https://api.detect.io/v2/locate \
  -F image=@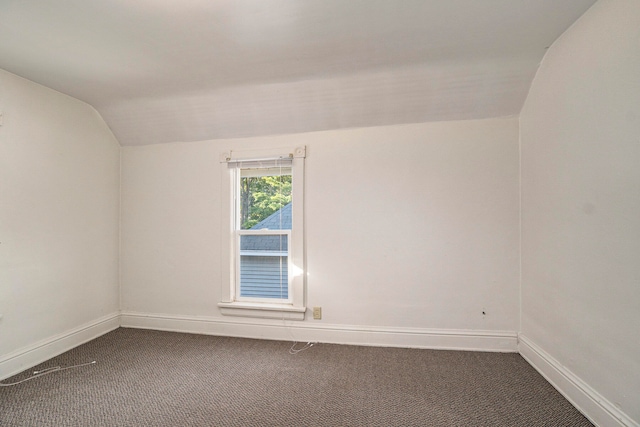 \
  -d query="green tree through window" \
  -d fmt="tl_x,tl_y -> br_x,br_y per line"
240,174 -> 292,229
